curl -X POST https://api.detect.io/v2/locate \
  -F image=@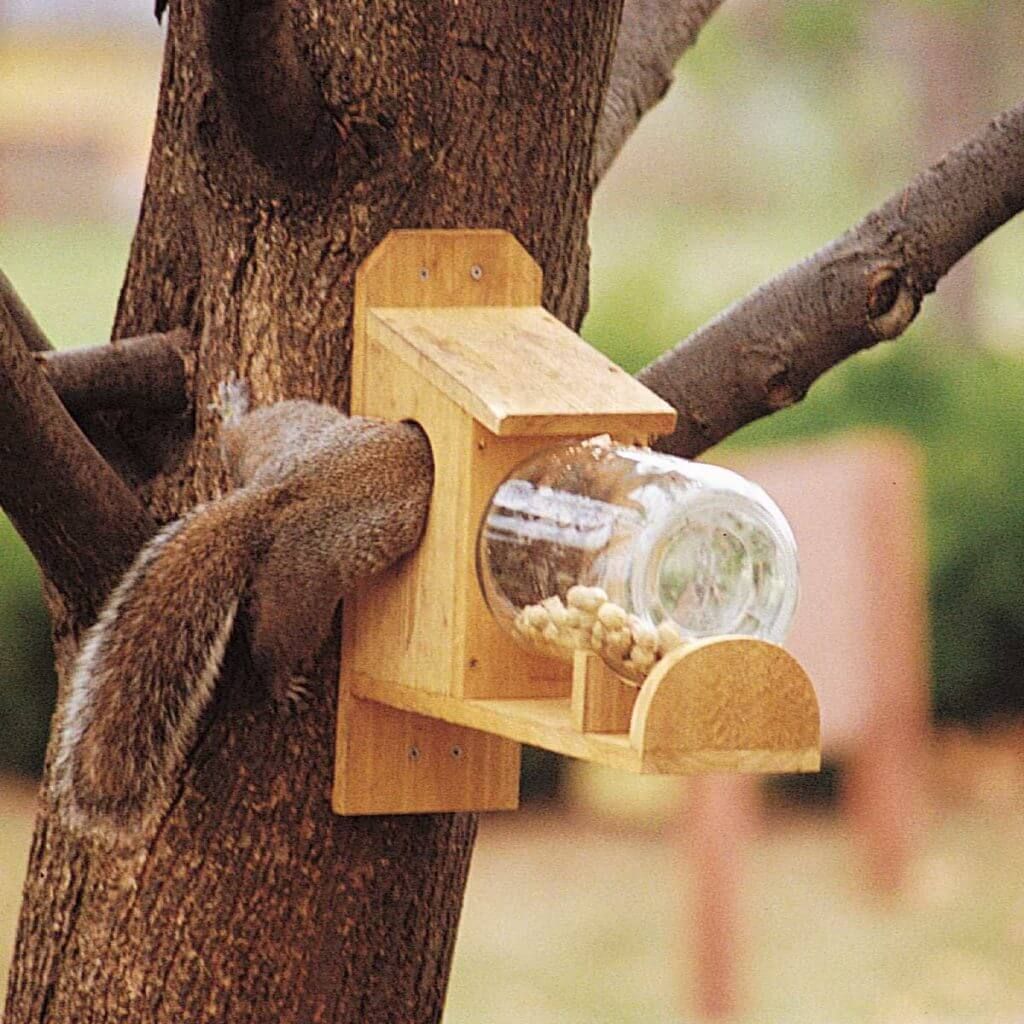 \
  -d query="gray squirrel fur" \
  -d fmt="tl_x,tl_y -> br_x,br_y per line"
52,381 -> 433,842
